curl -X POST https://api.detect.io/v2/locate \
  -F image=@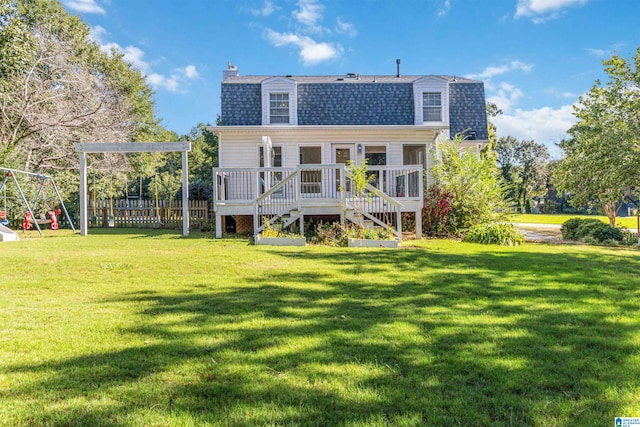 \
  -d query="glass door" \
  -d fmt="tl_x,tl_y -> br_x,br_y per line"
333,145 -> 354,195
